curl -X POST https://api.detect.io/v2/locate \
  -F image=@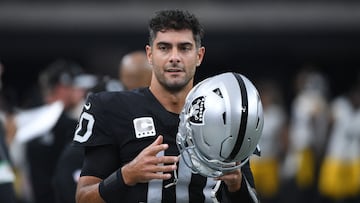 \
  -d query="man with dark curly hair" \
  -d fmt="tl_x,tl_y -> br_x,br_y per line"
74,9 -> 259,203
